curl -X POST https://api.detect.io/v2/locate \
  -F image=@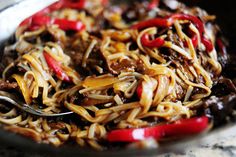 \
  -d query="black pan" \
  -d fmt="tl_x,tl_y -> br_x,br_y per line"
0,0 -> 236,156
